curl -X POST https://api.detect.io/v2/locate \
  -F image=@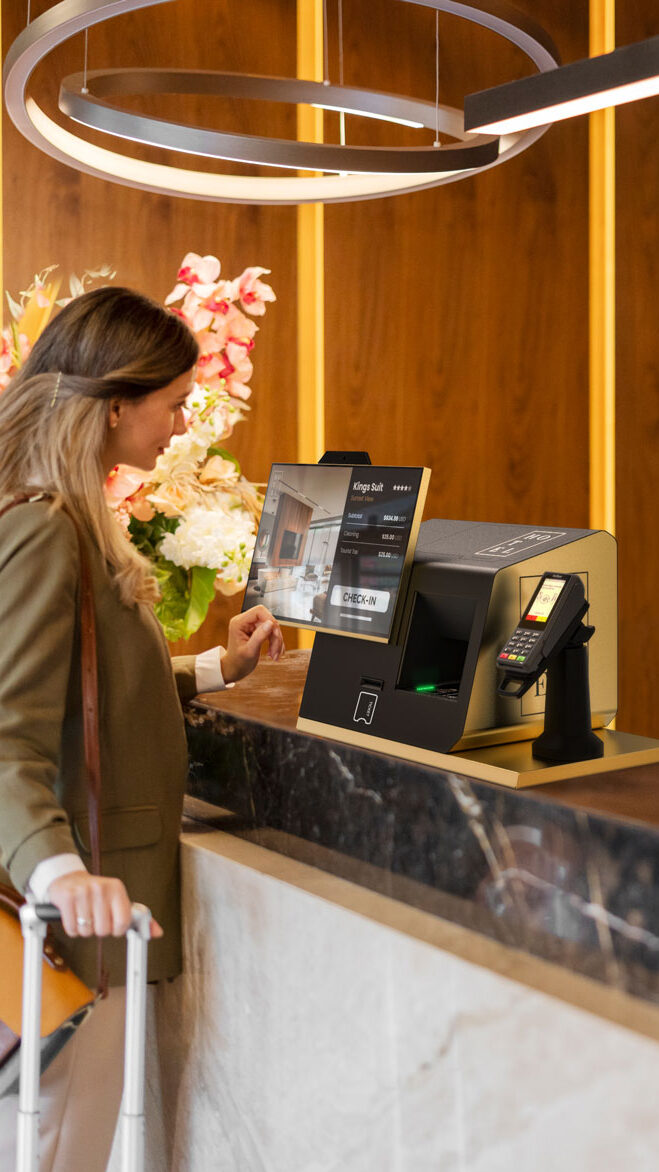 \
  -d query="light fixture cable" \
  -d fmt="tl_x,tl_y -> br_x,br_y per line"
322,0 -> 330,84
82,29 -> 89,94
434,10 -> 441,146
338,0 -> 345,145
